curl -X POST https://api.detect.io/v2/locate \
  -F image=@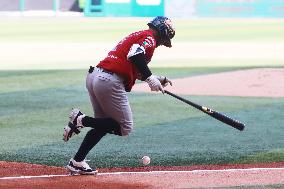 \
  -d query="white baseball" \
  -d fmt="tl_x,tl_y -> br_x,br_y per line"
141,156 -> 150,165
